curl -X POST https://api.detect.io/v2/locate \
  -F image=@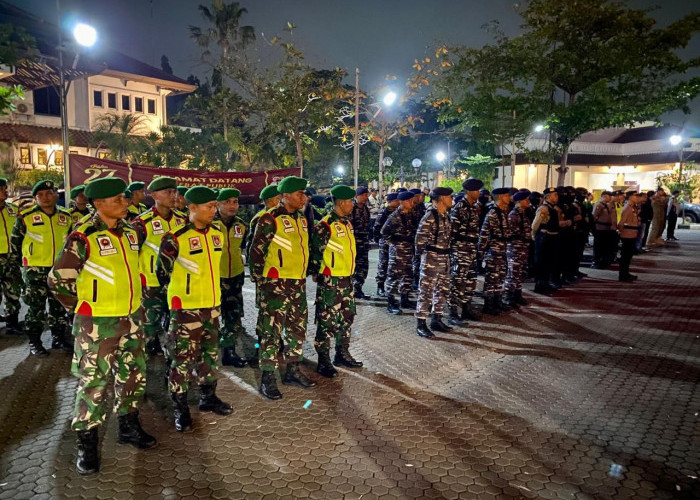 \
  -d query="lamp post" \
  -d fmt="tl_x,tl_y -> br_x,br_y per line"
57,1 -> 97,206
670,134 -> 691,229
412,158 -> 421,187
381,156 -> 393,195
